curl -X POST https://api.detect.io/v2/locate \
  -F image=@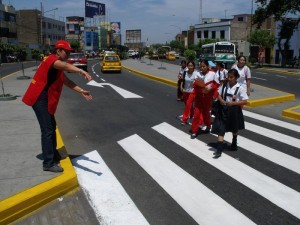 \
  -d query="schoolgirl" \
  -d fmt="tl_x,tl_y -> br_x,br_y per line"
180,61 -> 199,124
191,60 -> 219,138
231,56 -> 251,96
215,62 -> 228,85
211,68 -> 248,158
177,60 -> 188,101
